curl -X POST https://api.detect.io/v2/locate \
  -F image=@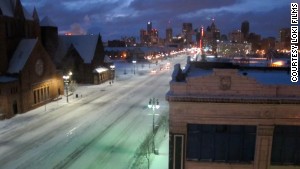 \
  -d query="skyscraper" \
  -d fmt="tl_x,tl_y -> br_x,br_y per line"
241,21 -> 250,39
279,28 -> 291,50
140,29 -> 148,44
182,23 -> 193,44
203,19 -> 220,54
166,28 -> 173,43
140,21 -> 159,45
147,21 -> 152,33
